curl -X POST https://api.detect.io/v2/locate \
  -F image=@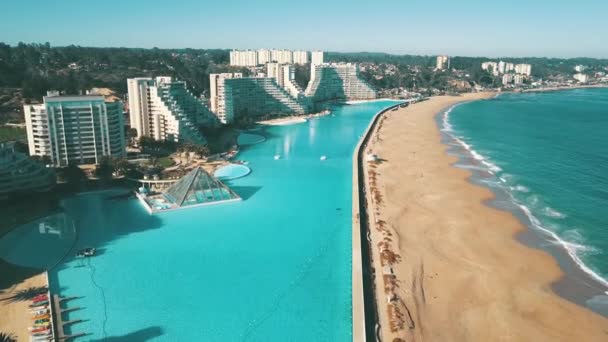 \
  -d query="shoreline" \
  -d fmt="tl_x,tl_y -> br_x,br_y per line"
520,83 -> 608,93
363,93 -> 608,341
439,99 -> 608,315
